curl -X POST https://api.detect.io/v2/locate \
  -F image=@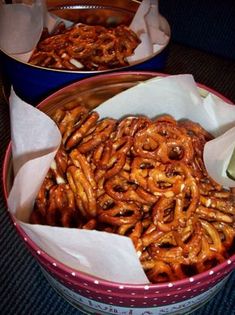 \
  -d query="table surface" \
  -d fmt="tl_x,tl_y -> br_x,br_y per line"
1,42 -> 235,315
